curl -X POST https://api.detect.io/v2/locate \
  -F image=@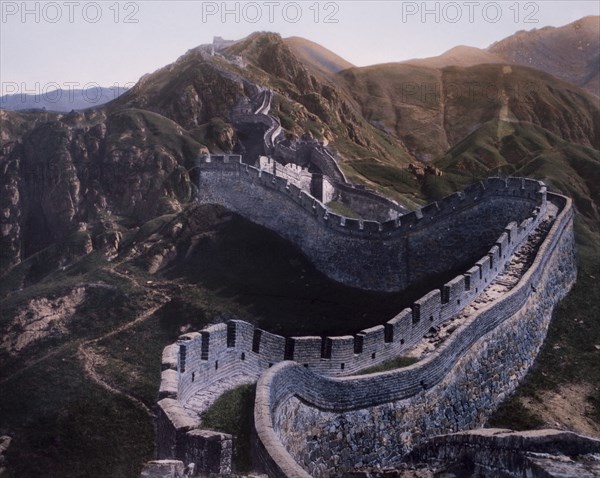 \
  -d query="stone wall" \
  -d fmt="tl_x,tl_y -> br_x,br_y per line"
406,428 -> 600,477
259,156 -> 312,192
155,197 -> 561,477
253,193 -> 577,477
272,141 -> 346,183
329,181 -> 406,221
155,163 -> 577,477
195,155 -> 546,292
156,341 -> 234,475
165,194 -> 543,410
